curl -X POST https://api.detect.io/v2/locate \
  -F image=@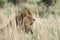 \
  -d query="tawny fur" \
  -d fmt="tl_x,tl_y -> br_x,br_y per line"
16,9 -> 35,34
